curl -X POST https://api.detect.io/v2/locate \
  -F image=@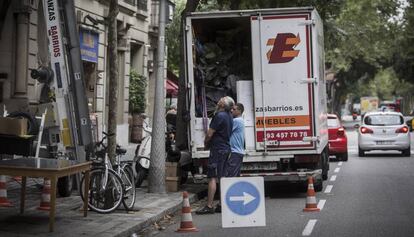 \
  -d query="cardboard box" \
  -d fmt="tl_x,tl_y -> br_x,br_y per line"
166,176 -> 180,192
0,117 -> 28,136
165,162 -> 181,177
